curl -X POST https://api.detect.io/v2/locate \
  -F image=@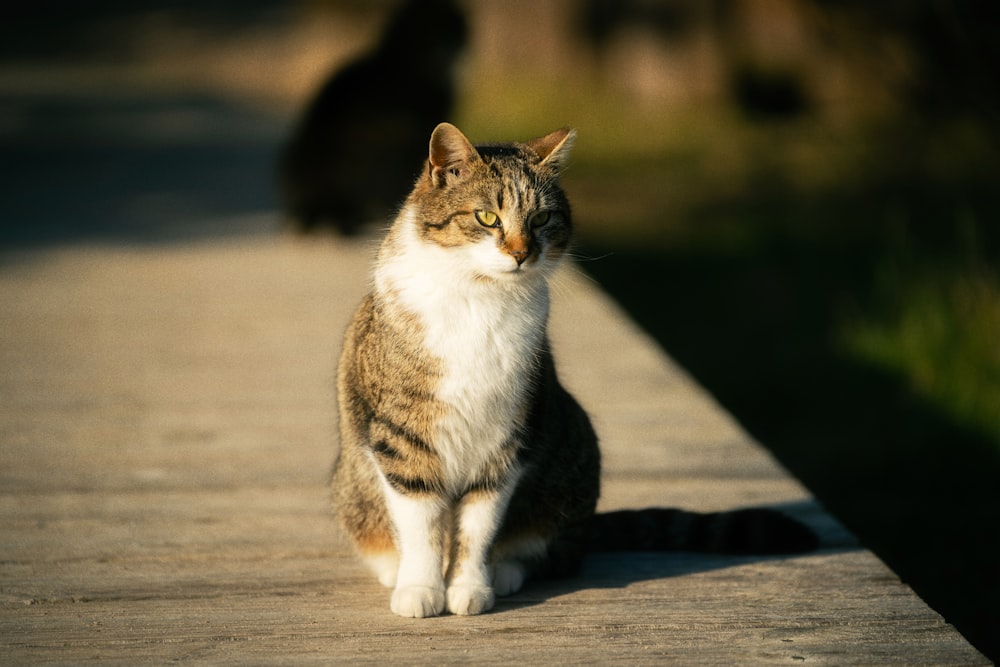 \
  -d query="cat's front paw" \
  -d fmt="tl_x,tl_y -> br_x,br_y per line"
391,585 -> 446,618
446,583 -> 495,616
